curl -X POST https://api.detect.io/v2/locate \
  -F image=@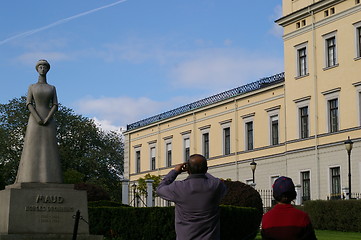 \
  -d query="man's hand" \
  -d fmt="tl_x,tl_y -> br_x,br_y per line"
174,163 -> 188,173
